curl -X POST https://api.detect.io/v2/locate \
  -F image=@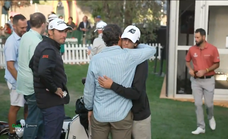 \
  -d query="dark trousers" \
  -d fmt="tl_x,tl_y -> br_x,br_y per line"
41,105 -> 65,139
23,93 -> 43,139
